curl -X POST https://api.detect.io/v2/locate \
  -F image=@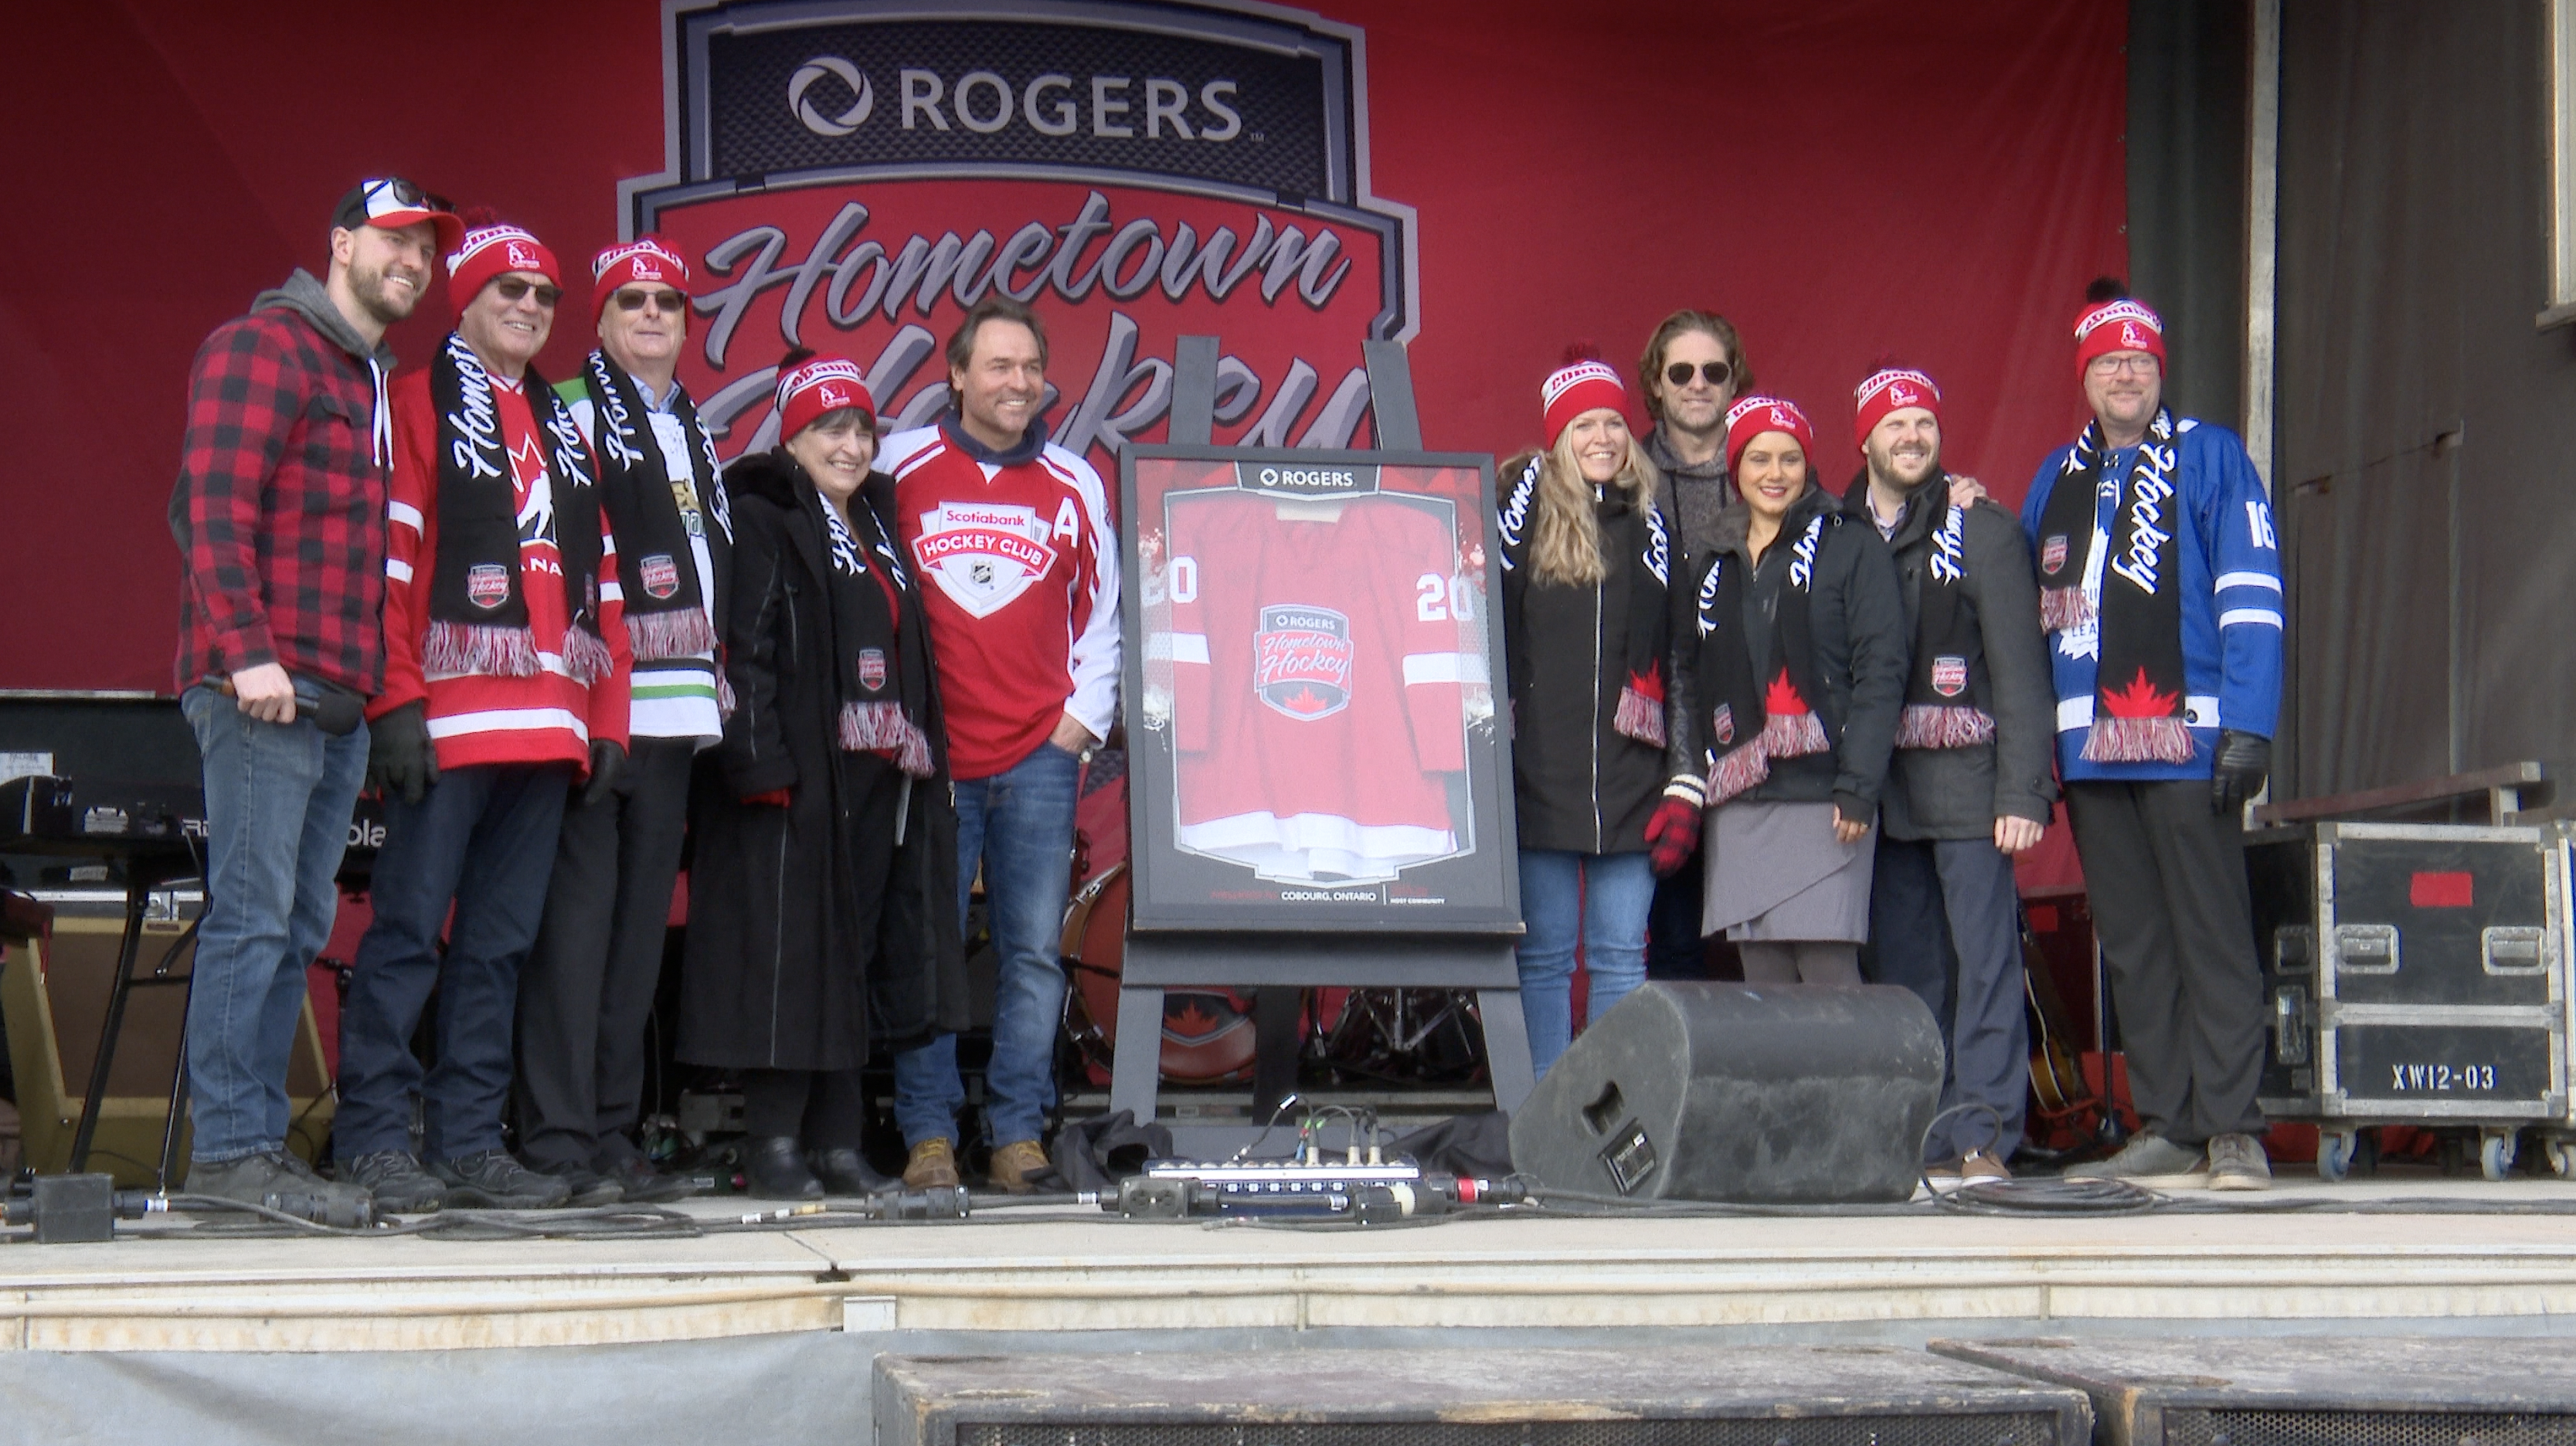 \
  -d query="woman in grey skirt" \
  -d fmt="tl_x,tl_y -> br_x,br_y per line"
1677,396 -> 1906,983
